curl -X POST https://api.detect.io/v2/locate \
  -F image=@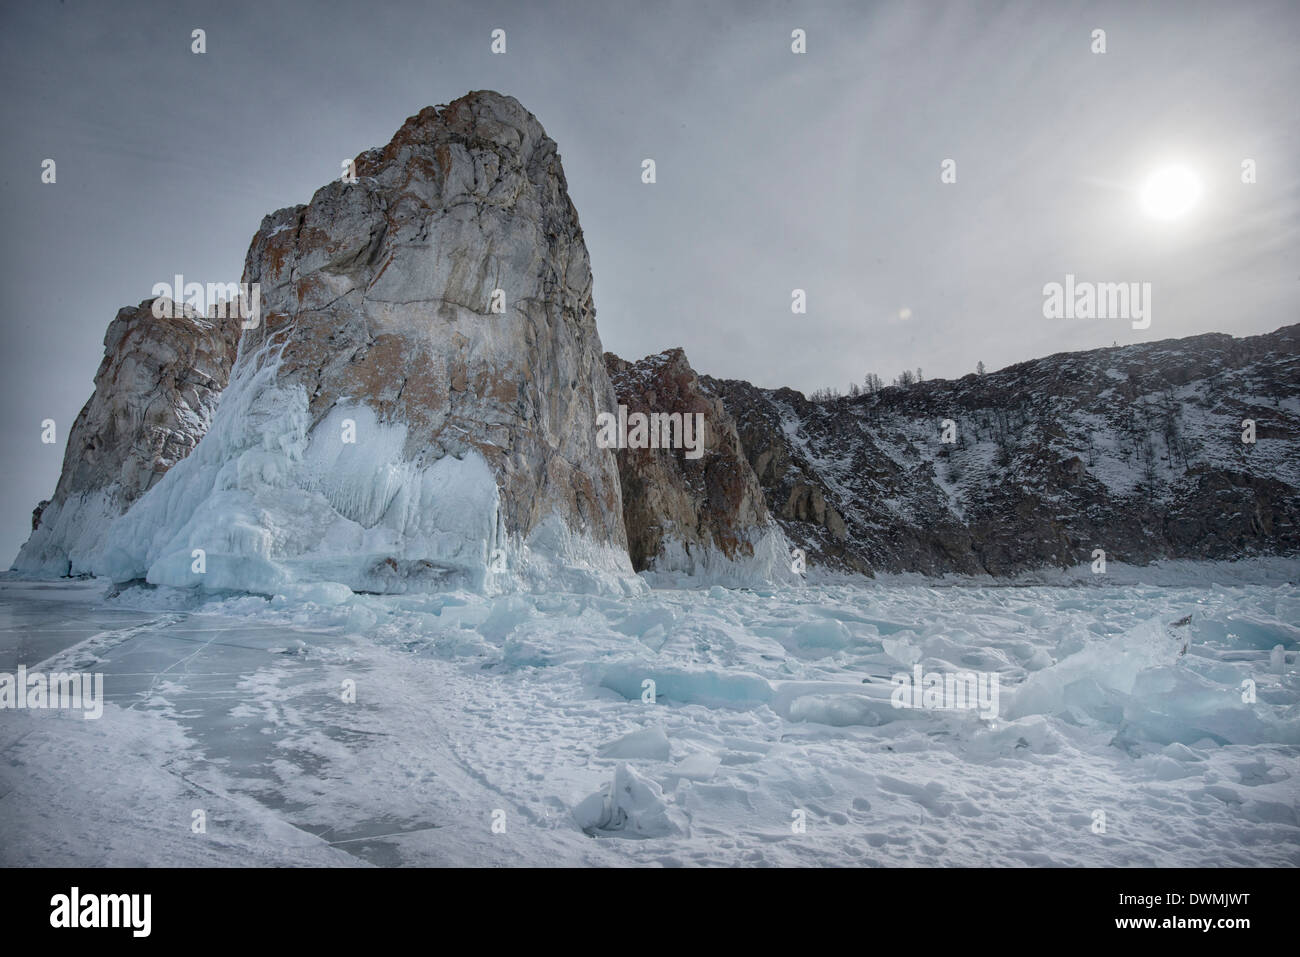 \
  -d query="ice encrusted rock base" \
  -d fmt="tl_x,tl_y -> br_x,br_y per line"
92,348 -> 639,596
14,299 -> 239,576
637,526 -> 797,588
604,348 -> 796,587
